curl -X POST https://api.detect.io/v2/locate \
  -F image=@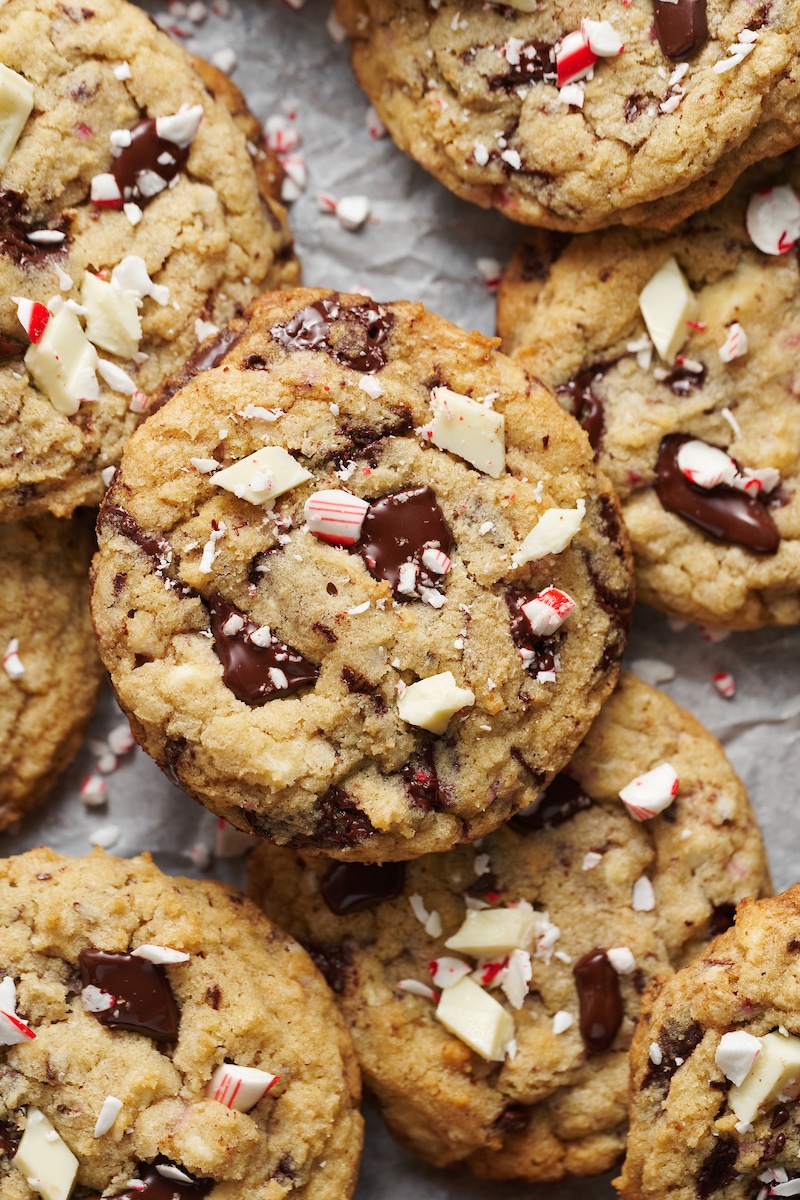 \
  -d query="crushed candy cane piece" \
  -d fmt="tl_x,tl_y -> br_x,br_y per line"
606,947 -> 636,975
304,490 -> 370,546
155,103 -> 203,148
677,439 -> 738,489
619,763 -> 679,820
559,82 -> 585,107
649,1042 -> 663,1065
3,637 -> 24,680
476,257 -> 502,290
82,984 -> 115,1012
556,29 -> 597,87
199,521 -> 226,573
631,876 -> 656,911
108,723 -> 135,755
0,1003 -> 35,1046
712,671 -> 736,699
336,194 -> 370,231
207,1063 -> 278,1111
80,775 -> 107,806
713,28 -> 758,73
719,322 -> 748,362
131,945 -> 189,965
500,948 -> 532,1009
13,297 -> 50,344
110,256 -> 170,306
630,658 -> 675,687
429,957 -> 472,989
639,257 -> 696,361
156,1165 -> 195,1184
746,186 -> 800,256
521,587 -> 576,637
553,1010 -> 573,1034
90,824 -> 121,849
93,1096 -> 123,1138
409,893 -> 442,937
581,18 -> 623,56
511,499 -> 585,567
215,818 -> 255,858
397,979 -> 438,1000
